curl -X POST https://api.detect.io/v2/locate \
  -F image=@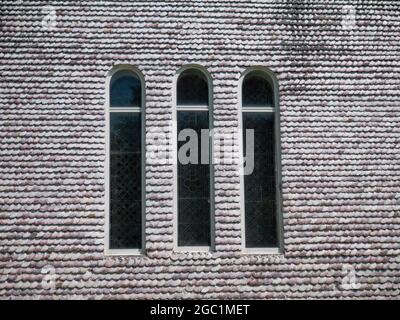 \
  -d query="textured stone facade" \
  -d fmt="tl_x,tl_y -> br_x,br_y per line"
0,0 -> 399,299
